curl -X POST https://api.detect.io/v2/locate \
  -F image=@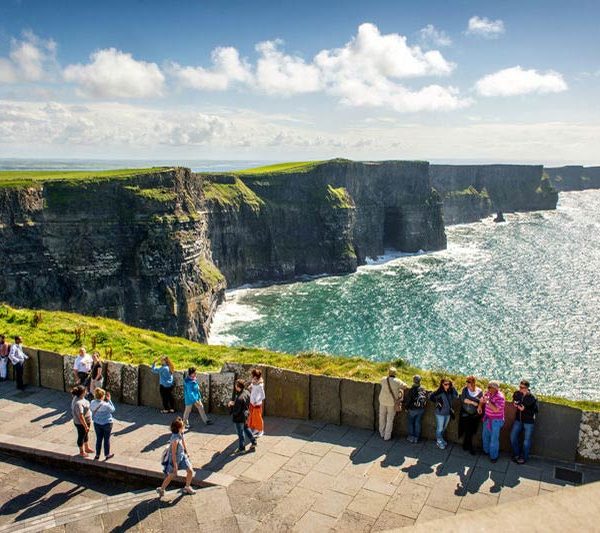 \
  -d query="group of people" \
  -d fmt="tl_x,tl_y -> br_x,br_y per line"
379,367 -> 539,465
